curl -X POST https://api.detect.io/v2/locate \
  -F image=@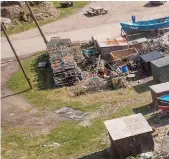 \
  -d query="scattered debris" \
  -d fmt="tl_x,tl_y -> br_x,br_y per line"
79,119 -> 92,127
55,107 -> 88,120
9,113 -> 15,116
140,152 -> 153,159
162,133 -> 169,153
43,142 -> 61,148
